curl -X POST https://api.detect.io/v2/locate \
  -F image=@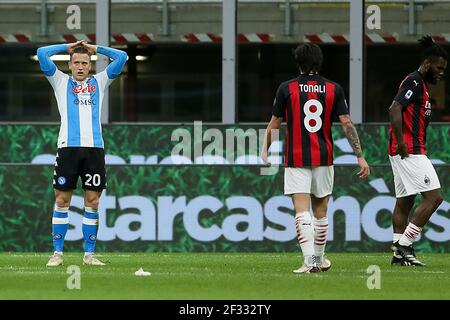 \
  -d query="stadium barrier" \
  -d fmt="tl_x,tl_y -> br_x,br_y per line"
0,123 -> 449,165
0,124 -> 448,252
